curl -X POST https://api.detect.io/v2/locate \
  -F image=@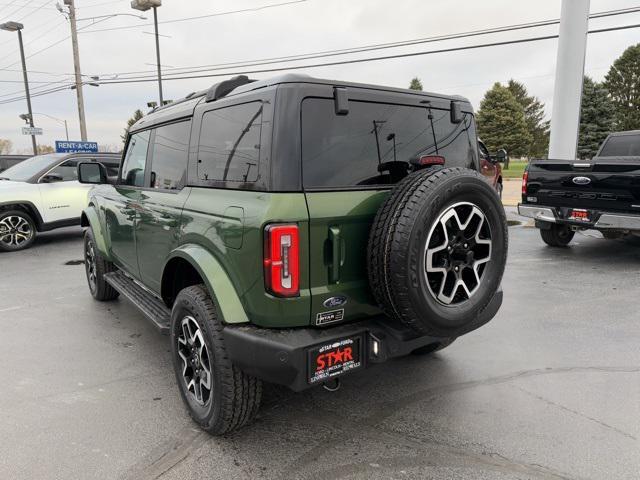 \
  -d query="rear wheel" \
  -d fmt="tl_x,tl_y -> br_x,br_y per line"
368,167 -> 508,337
171,285 -> 262,435
540,224 -> 574,247
0,210 -> 36,252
